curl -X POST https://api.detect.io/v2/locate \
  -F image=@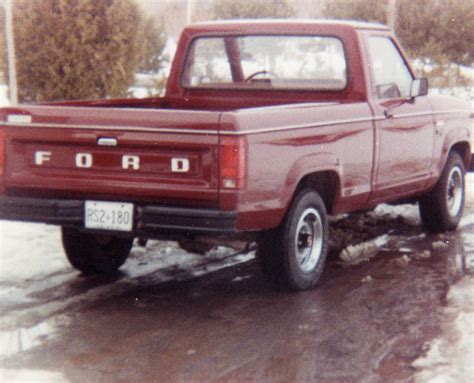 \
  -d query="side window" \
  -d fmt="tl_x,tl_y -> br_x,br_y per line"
368,37 -> 413,99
